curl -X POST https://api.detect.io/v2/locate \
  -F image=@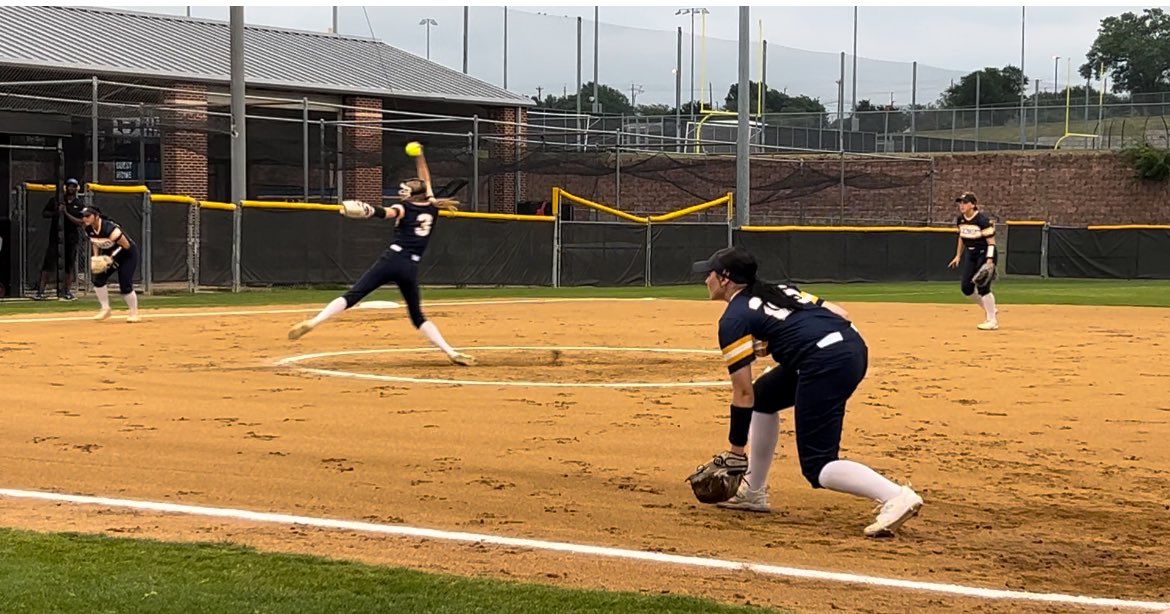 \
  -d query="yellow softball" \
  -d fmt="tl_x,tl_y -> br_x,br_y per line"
405,141 -> 423,157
